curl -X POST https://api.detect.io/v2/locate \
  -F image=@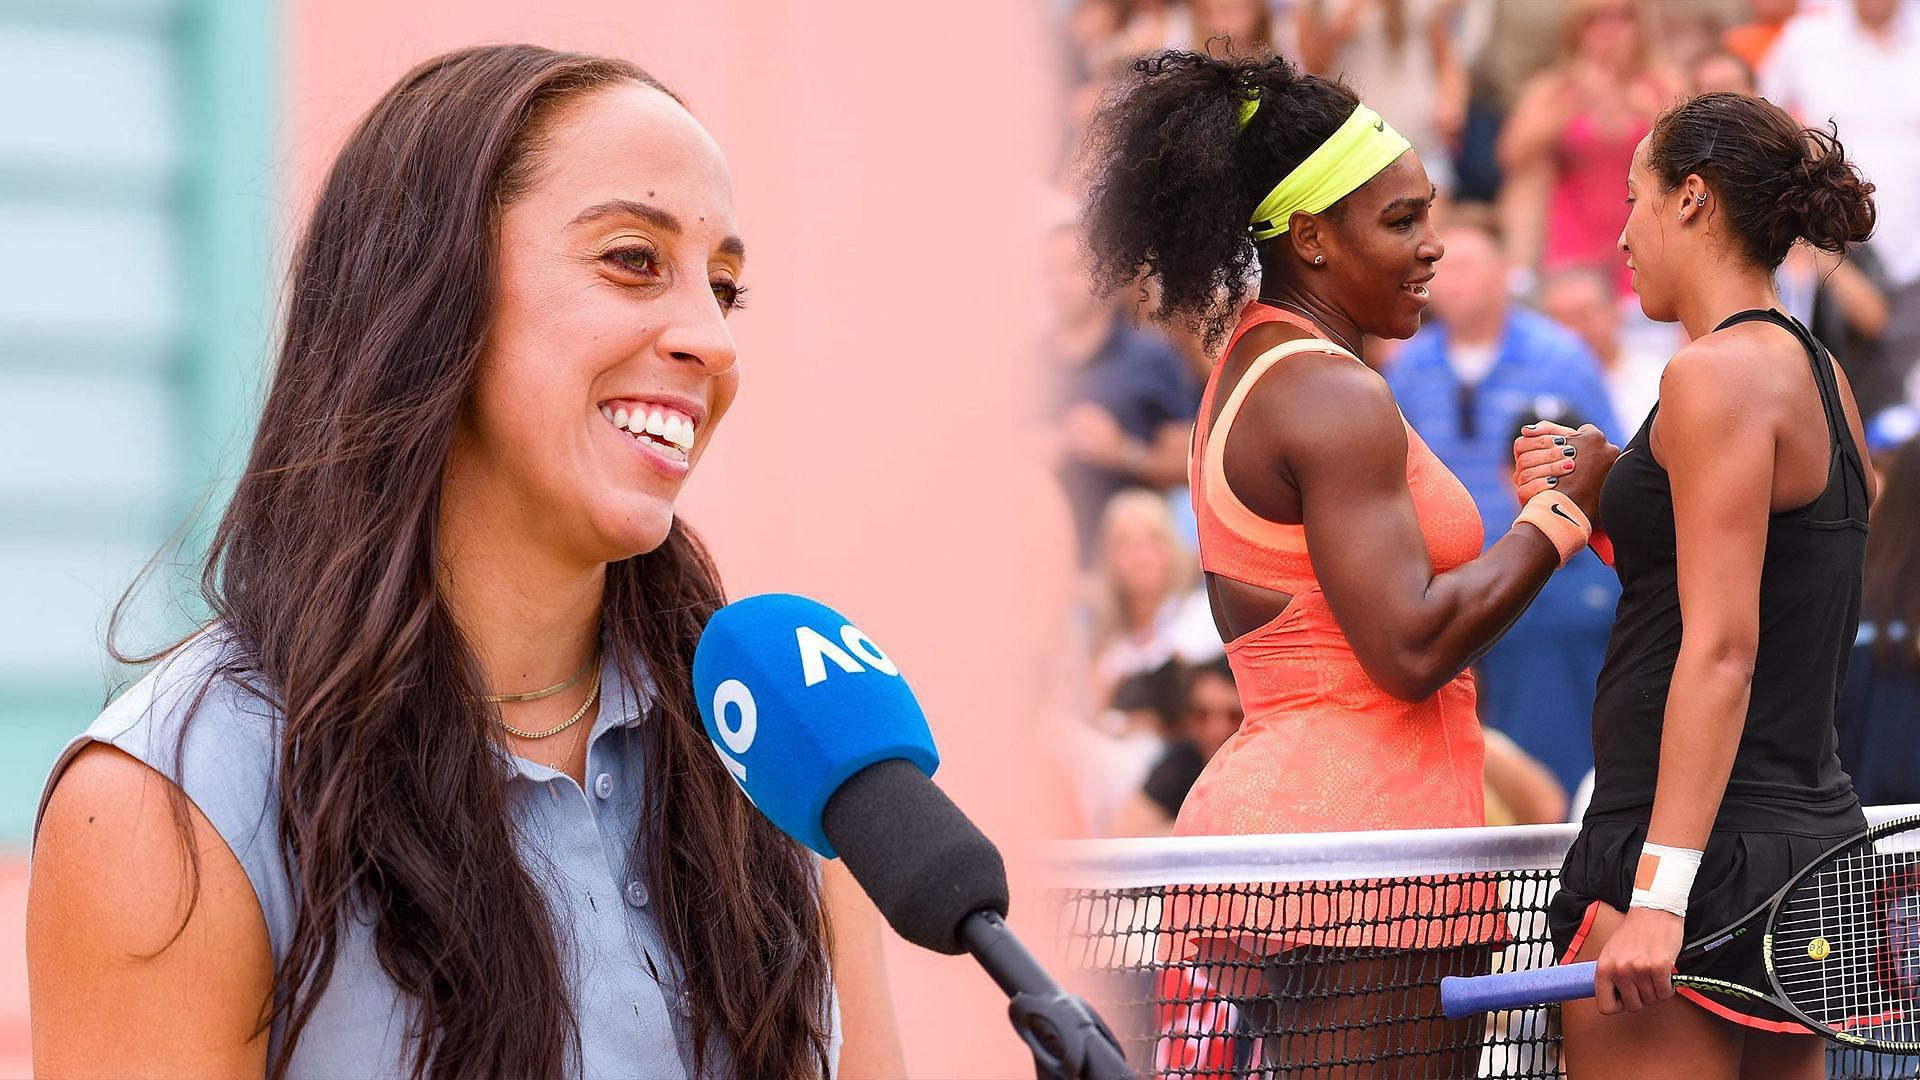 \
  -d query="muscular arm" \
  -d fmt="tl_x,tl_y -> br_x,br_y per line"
1642,346 -> 1771,853
28,743 -> 273,1078
1236,356 -> 1568,701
